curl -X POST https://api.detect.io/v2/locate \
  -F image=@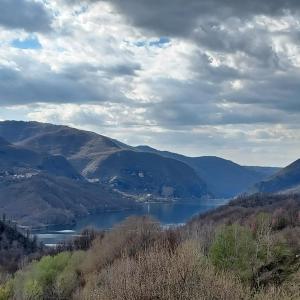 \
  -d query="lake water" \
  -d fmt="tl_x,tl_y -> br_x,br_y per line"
35,199 -> 229,246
